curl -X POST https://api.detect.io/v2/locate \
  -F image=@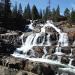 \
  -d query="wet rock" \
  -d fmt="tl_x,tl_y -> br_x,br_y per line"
48,46 -> 56,54
33,46 -> 44,57
72,49 -> 75,56
22,72 -> 28,75
40,64 -> 55,75
71,59 -> 75,66
50,33 -> 57,41
31,63 -> 55,75
49,55 -> 58,60
0,40 -> 16,54
24,60 -> 34,72
68,32 -> 75,45
61,47 -> 71,54
61,56 -> 70,64
50,33 -> 58,45
37,35 -> 44,44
